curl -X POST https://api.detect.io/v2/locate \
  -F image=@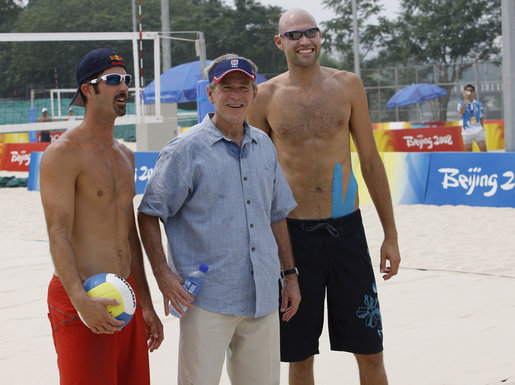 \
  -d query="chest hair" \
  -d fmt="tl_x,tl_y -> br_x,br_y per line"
272,95 -> 348,142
